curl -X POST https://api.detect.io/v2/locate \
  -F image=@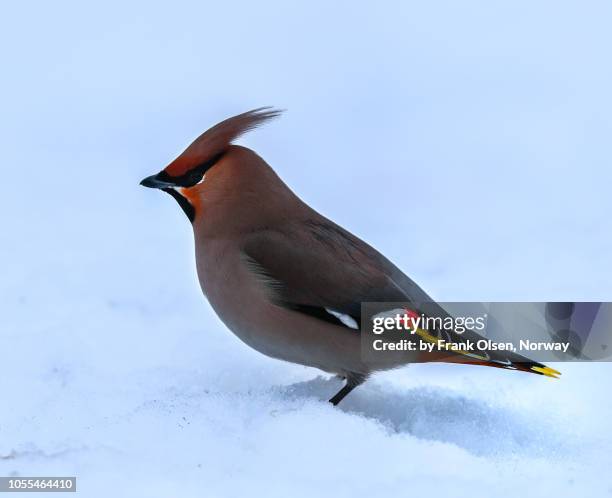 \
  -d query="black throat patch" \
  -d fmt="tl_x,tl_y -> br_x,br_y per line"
162,188 -> 195,222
